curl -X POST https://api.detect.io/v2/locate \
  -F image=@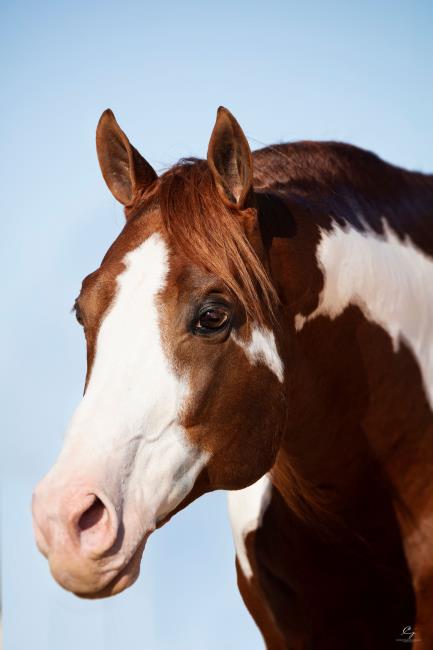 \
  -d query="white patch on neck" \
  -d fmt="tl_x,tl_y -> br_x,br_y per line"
58,234 -> 209,547
233,326 -> 284,383
227,475 -> 272,579
295,221 -> 433,407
